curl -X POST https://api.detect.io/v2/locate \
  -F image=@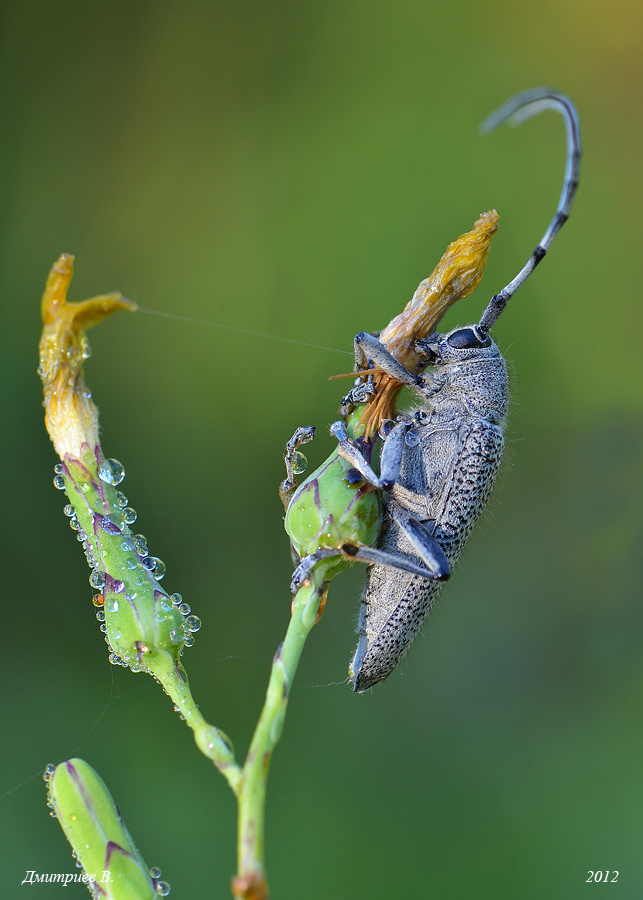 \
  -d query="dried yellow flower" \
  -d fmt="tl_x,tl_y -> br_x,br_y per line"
38,254 -> 136,458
